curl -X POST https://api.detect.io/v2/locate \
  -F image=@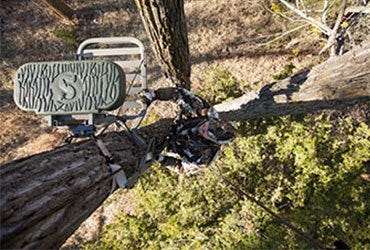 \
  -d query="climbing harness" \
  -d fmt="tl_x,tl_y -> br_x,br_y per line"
92,136 -> 127,192
141,87 -> 237,176
90,135 -> 155,192
126,138 -> 156,188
